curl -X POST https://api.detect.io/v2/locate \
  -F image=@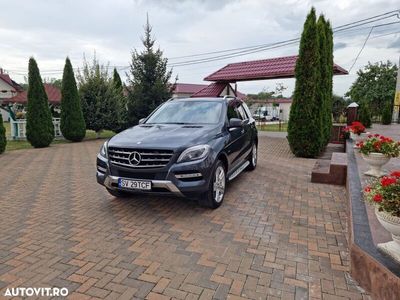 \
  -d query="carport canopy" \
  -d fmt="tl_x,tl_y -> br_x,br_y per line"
204,55 -> 348,82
